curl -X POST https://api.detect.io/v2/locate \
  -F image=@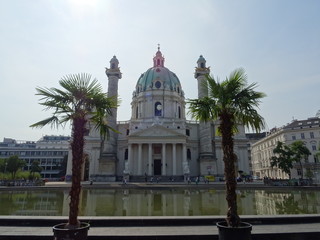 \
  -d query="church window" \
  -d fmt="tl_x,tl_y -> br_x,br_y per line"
126,129 -> 129,135
155,102 -> 162,116
154,146 -> 161,154
157,59 -> 160,66
186,129 -> 190,136
111,63 -> 115,69
155,81 -> 161,88
200,62 -> 205,68
84,128 -> 89,136
124,149 -> 128,160
177,87 -> 180,93
136,106 -> 139,119
187,149 -> 191,159
178,106 -> 181,119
